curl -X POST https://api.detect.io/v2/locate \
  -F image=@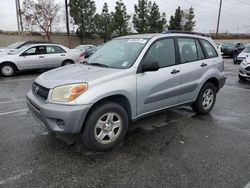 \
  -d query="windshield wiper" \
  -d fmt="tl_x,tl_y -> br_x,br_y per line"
89,63 -> 109,68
